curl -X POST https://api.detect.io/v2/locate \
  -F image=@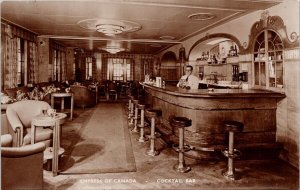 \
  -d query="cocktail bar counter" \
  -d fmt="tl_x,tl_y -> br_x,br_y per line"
142,83 -> 286,160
